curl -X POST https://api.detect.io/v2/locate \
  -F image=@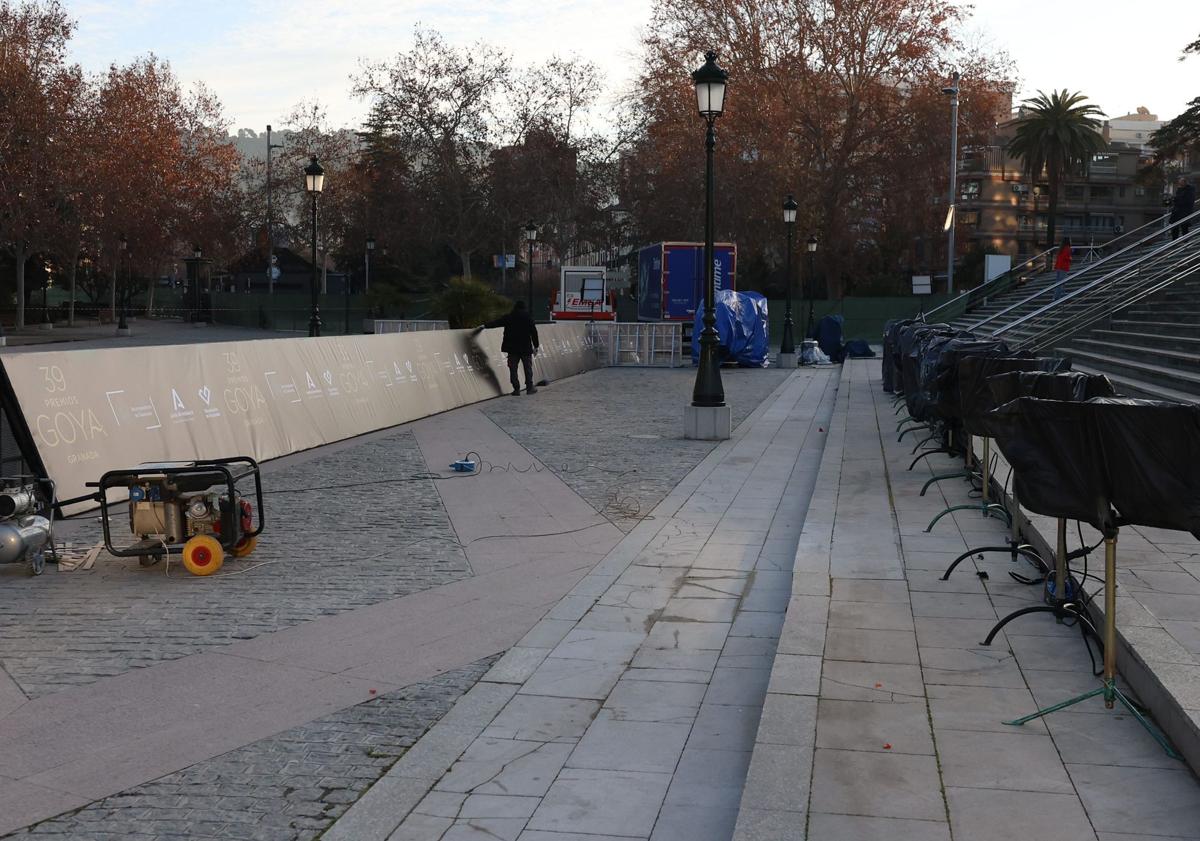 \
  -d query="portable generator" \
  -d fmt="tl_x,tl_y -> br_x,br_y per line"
86,457 -> 265,576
